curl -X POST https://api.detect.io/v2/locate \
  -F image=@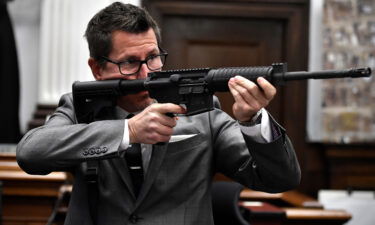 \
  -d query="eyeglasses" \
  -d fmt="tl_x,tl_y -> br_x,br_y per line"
100,49 -> 168,76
